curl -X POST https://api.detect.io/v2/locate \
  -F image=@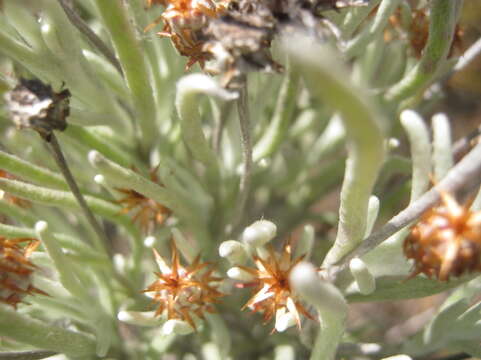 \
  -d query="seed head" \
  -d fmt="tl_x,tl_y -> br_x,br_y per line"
4,78 -> 70,141
236,243 -> 315,331
143,242 -> 224,330
404,191 -> 481,281
0,237 -> 45,308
